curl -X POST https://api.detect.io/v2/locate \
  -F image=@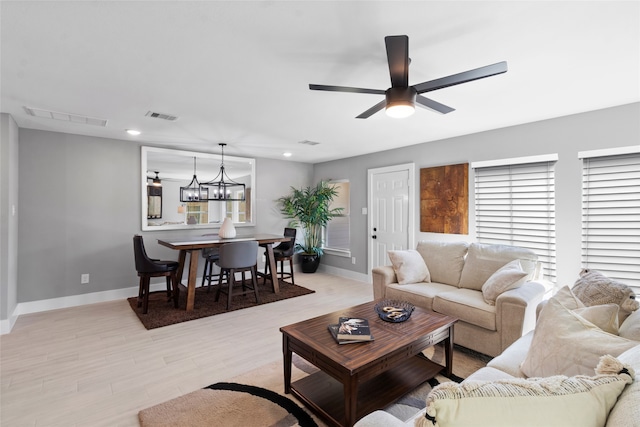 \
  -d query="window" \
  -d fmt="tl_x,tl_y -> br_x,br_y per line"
324,180 -> 350,255
472,155 -> 557,282
224,190 -> 247,222
580,148 -> 640,293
